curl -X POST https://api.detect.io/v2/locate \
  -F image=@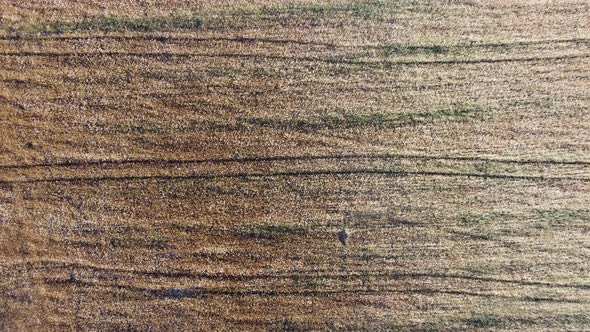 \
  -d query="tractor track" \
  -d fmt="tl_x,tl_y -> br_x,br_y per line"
2,153 -> 589,170
1,51 -> 588,67
2,2 -> 590,330
2,154 -> 589,185
1,35 -> 588,50
39,277 -> 590,303
10,259 -> 590,290
0,35 -> 339,47
1,169 -> 589,185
